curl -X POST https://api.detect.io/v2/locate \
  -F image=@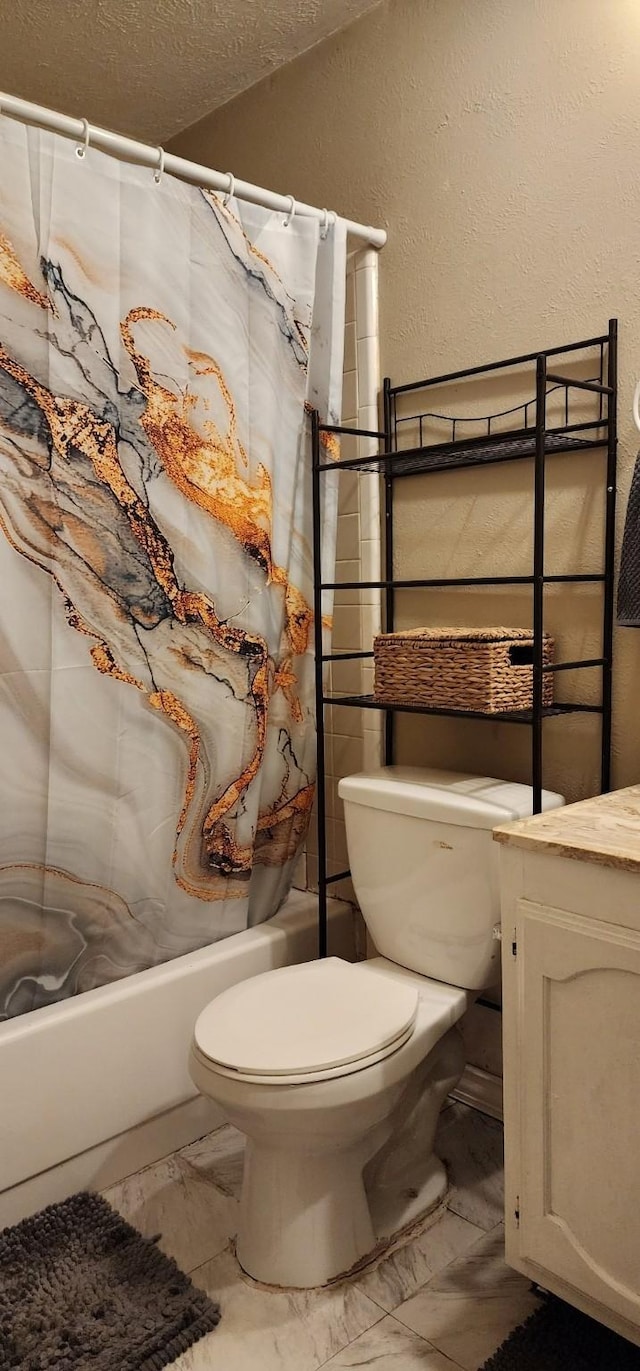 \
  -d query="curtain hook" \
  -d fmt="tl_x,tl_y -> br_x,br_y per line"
320,208 -> 331,240
154,145 -> 165,184
75,118 -> 90,159
283,195 -> 296,228
223,172 -> 235,206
